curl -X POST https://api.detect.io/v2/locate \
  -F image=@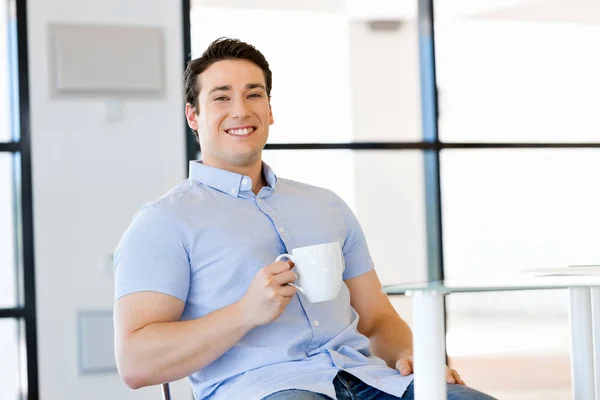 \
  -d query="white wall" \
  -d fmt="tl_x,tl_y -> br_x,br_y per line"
26,0 -> 190,398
